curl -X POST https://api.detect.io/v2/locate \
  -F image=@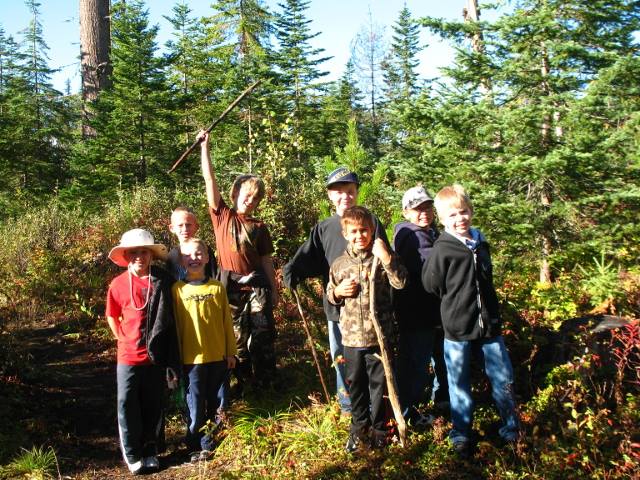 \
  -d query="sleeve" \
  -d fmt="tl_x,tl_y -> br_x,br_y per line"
381,253 -> 408,290
256,223 -> 274,257
105,282 -> 121,319
422,248 -> 444,298
326,265 -> 345,306
208,197 -> 230,230
282,223 -> 327,289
